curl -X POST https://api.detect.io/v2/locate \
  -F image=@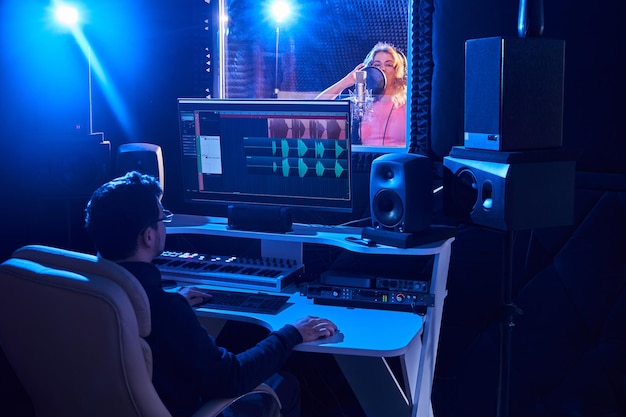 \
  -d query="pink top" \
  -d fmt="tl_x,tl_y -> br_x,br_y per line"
359,100 -> 407,147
